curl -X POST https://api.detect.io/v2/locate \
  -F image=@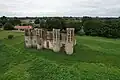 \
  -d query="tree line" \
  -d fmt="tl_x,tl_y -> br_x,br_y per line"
1,16 -> 120,38
0,16 -> 21,30
34,16 -> 120,38
83,16 -> 120,38
34,17 -> 82,32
